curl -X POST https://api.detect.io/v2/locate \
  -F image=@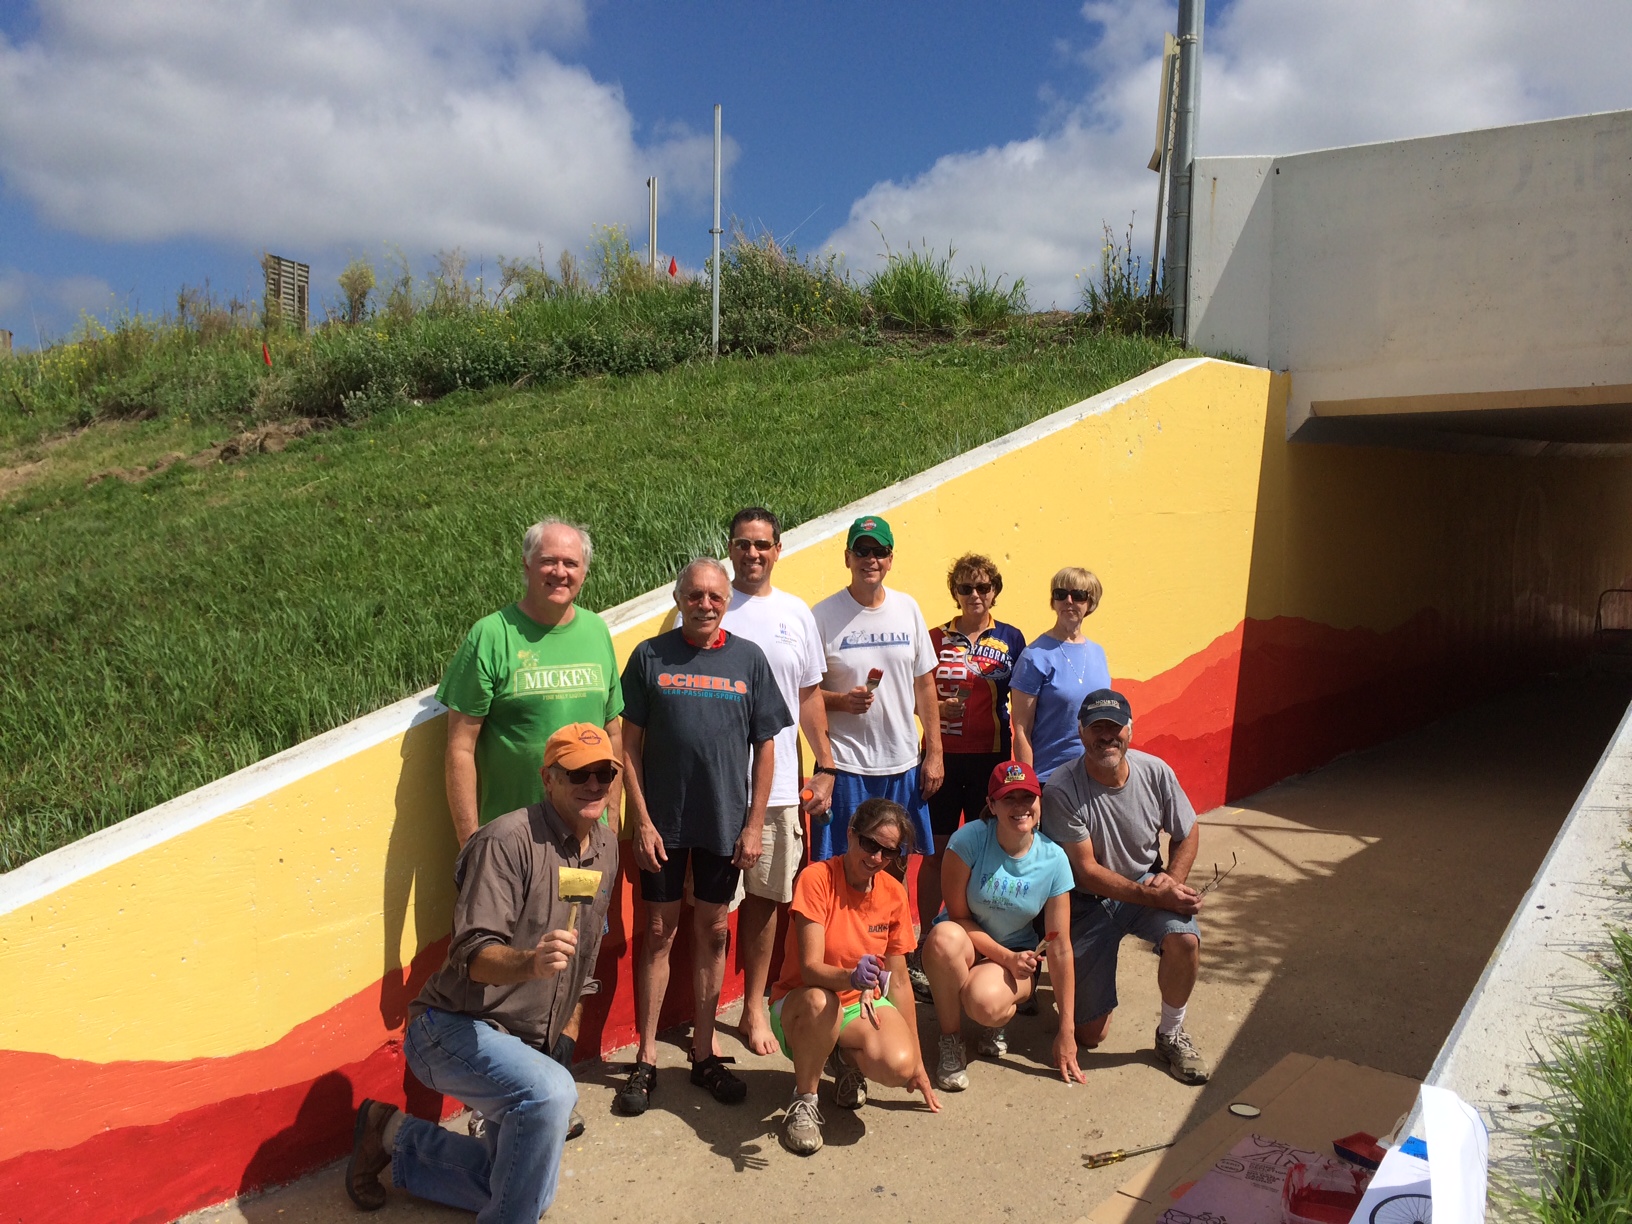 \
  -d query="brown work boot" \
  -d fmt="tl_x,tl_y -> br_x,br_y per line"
346,1098 -> 397,1210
